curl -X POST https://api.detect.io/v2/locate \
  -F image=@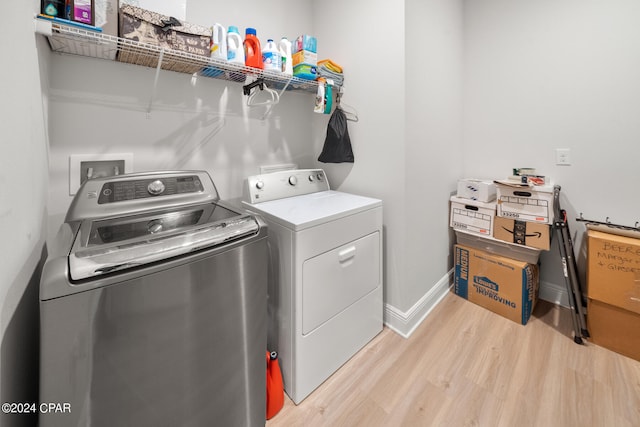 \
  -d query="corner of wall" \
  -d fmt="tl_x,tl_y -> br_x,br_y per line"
384,269 -> 453,338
